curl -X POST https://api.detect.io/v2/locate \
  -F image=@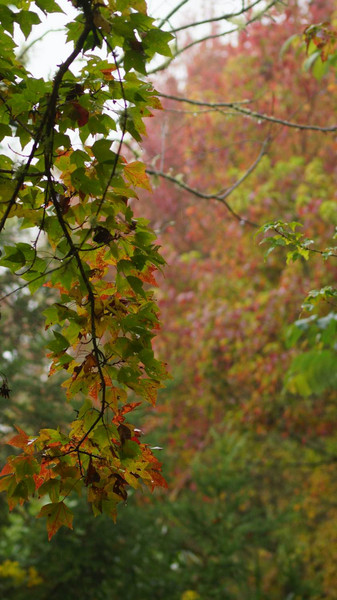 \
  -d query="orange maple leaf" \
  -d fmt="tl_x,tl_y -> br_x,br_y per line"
7,426 -> 31,451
